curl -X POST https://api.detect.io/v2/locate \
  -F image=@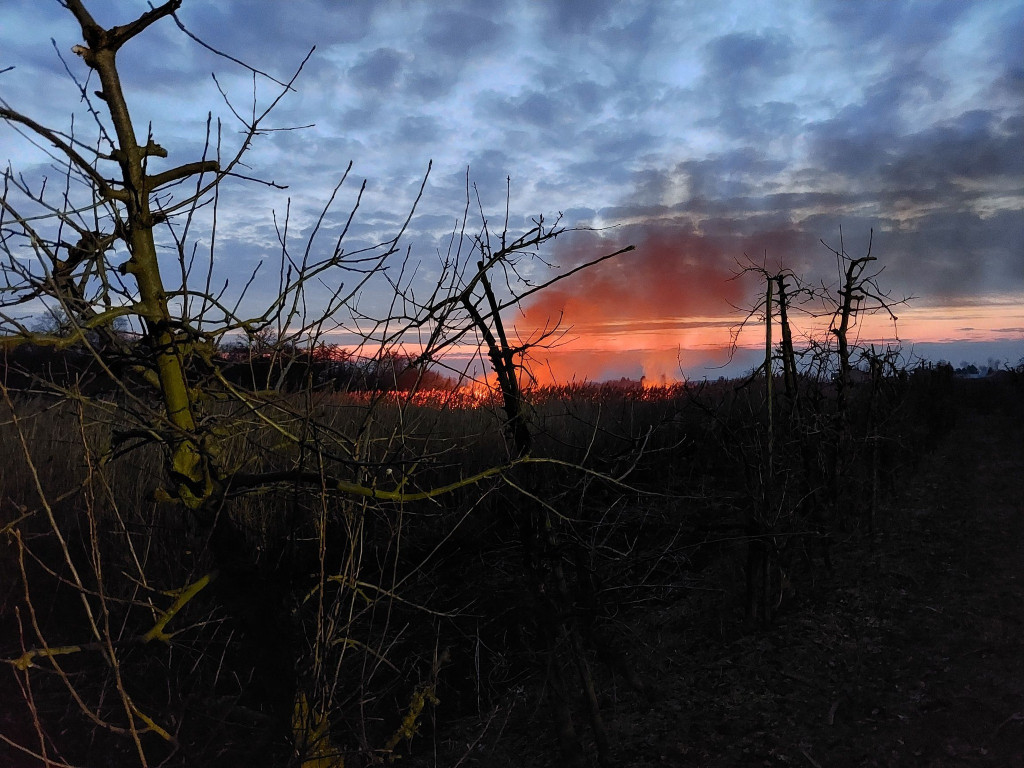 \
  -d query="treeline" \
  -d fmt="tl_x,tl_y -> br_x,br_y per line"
0,338 -> 452,395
